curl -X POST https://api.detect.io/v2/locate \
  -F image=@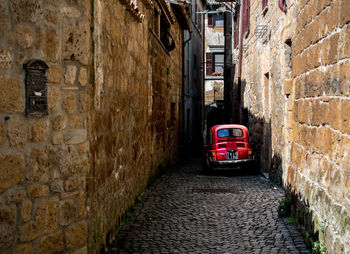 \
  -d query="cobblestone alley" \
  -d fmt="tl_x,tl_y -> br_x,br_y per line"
108,158 -> 309,254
